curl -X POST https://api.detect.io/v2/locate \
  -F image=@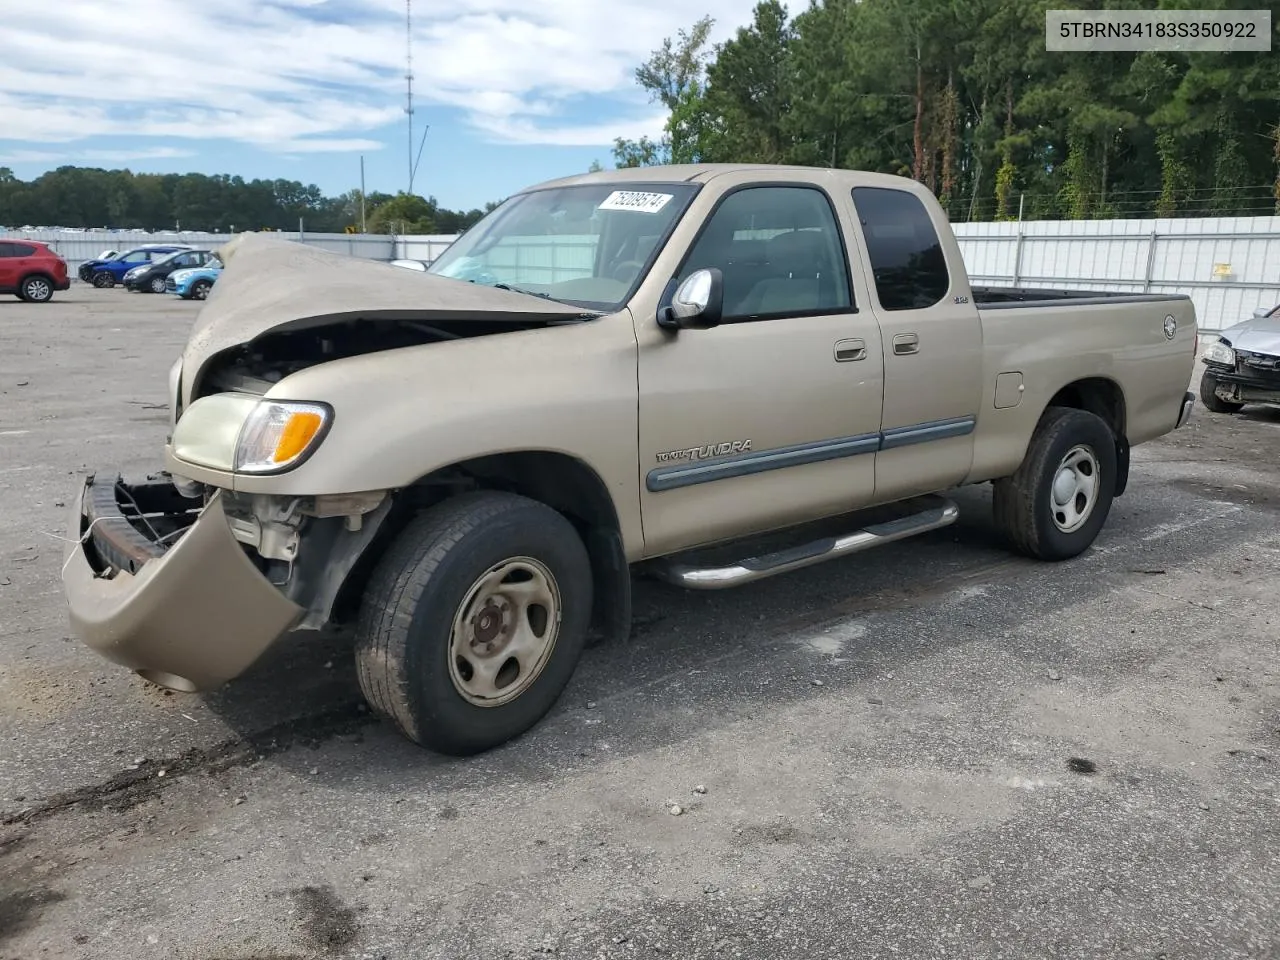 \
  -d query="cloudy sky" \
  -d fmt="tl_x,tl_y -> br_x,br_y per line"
0,0 -> 756,209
